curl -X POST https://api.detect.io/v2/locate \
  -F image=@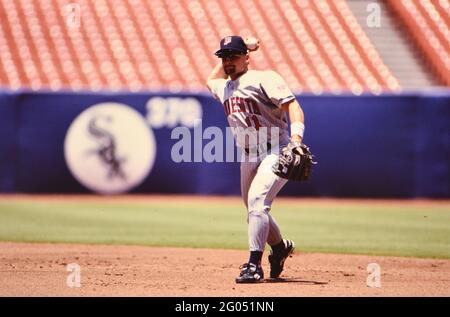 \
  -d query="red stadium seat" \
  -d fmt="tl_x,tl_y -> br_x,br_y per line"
0,0 -> 447,92
387,0 -> 450,86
